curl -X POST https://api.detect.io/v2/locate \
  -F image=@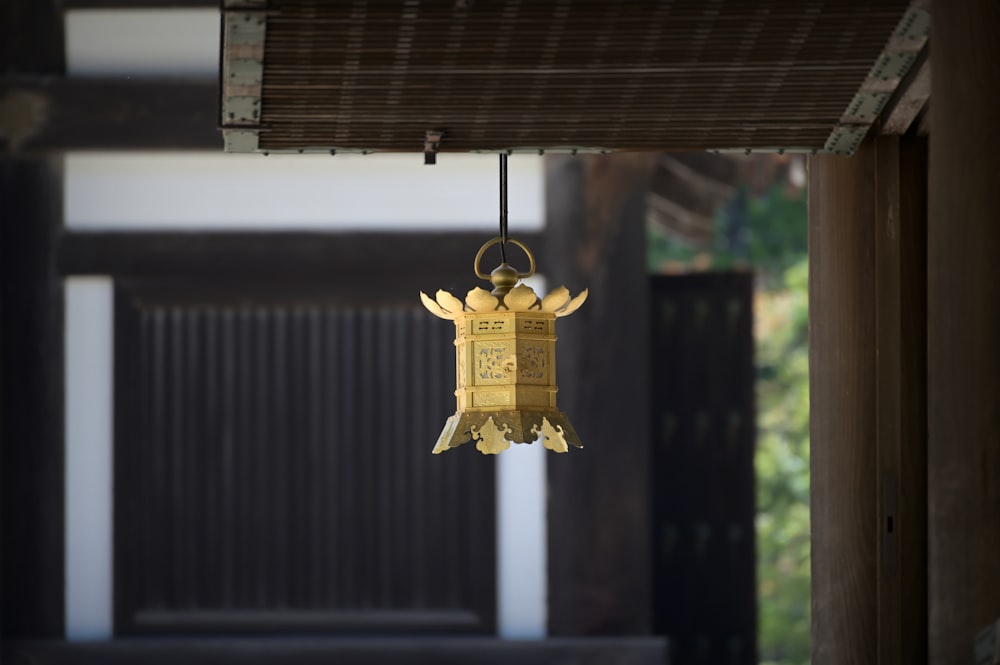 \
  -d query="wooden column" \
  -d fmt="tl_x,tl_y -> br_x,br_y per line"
0,158 -> 66,639
544,153 -> 656,635
809,132 -> 928,665
809,139 -> 879,665
928,1 -> 1000,662
1,0 -> 66,643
